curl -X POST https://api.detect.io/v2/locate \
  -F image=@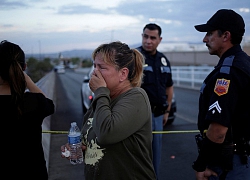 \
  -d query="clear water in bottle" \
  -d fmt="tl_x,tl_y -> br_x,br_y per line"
68,122 -> 84,165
